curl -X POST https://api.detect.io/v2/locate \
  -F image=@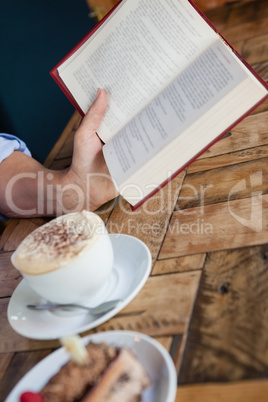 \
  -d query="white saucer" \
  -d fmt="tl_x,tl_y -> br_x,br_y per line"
7,234 -> 152,340
5,331 -> 177,402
